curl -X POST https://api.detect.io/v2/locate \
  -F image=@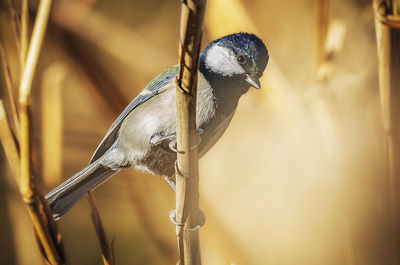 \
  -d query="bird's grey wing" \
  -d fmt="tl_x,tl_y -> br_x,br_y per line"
90,66 -> 178,163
